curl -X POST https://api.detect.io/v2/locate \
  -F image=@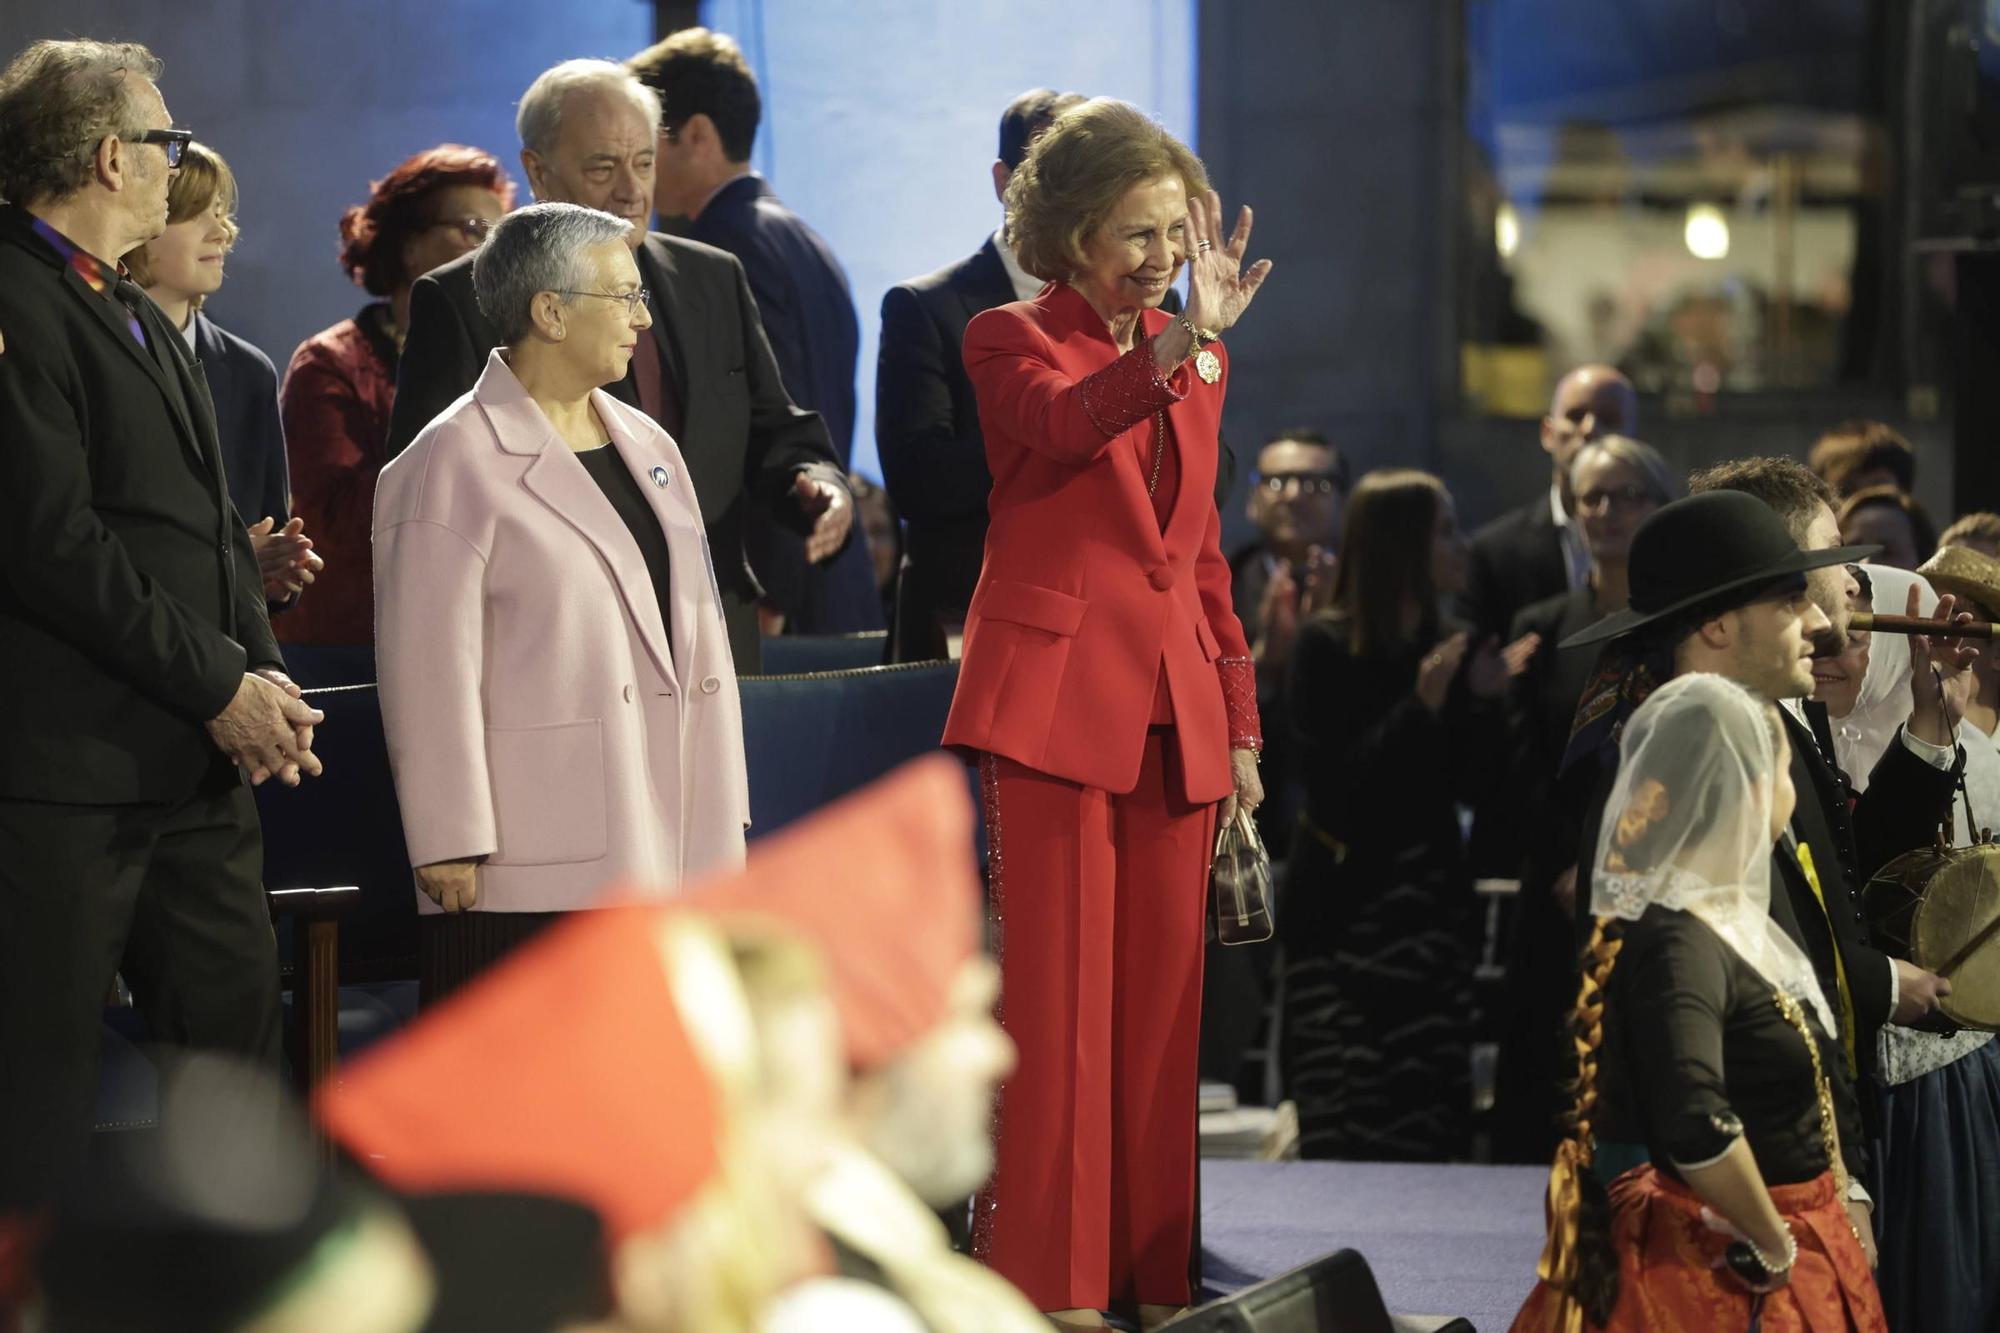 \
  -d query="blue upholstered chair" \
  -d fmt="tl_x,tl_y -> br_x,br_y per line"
738,661 -> 971,841
753,630 -> 890,676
